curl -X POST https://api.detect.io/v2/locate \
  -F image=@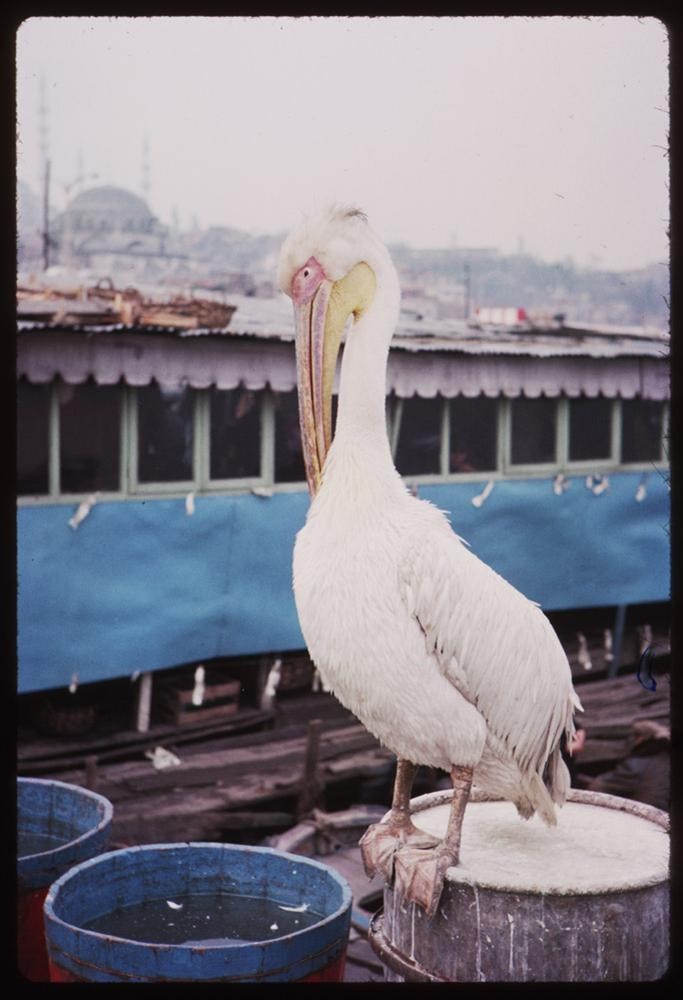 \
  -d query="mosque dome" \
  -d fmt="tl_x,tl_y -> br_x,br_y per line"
52,184 -> 169,270
63,185 -> 158,235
